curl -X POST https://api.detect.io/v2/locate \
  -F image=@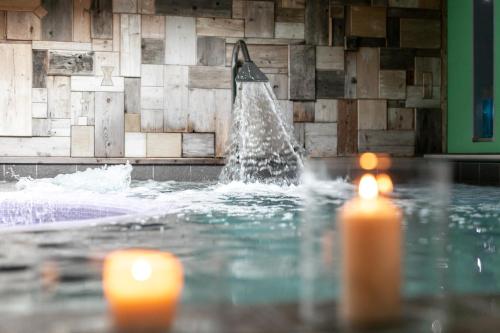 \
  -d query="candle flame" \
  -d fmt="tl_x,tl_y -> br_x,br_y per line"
359,174 -> 378,199
359,153 -> 378,170
376,173 -> 394,194
131,259 -> 152,282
